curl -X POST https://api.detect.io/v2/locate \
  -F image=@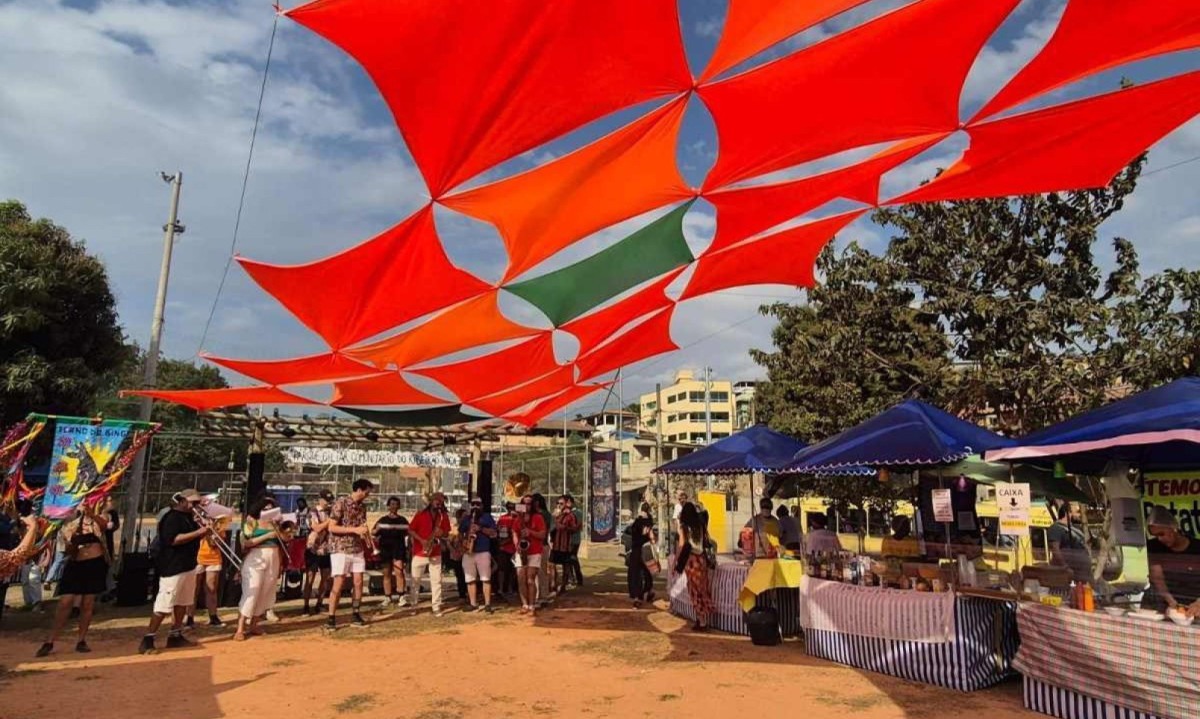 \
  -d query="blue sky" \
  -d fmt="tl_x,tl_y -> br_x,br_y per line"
1,0 -> 1198,418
